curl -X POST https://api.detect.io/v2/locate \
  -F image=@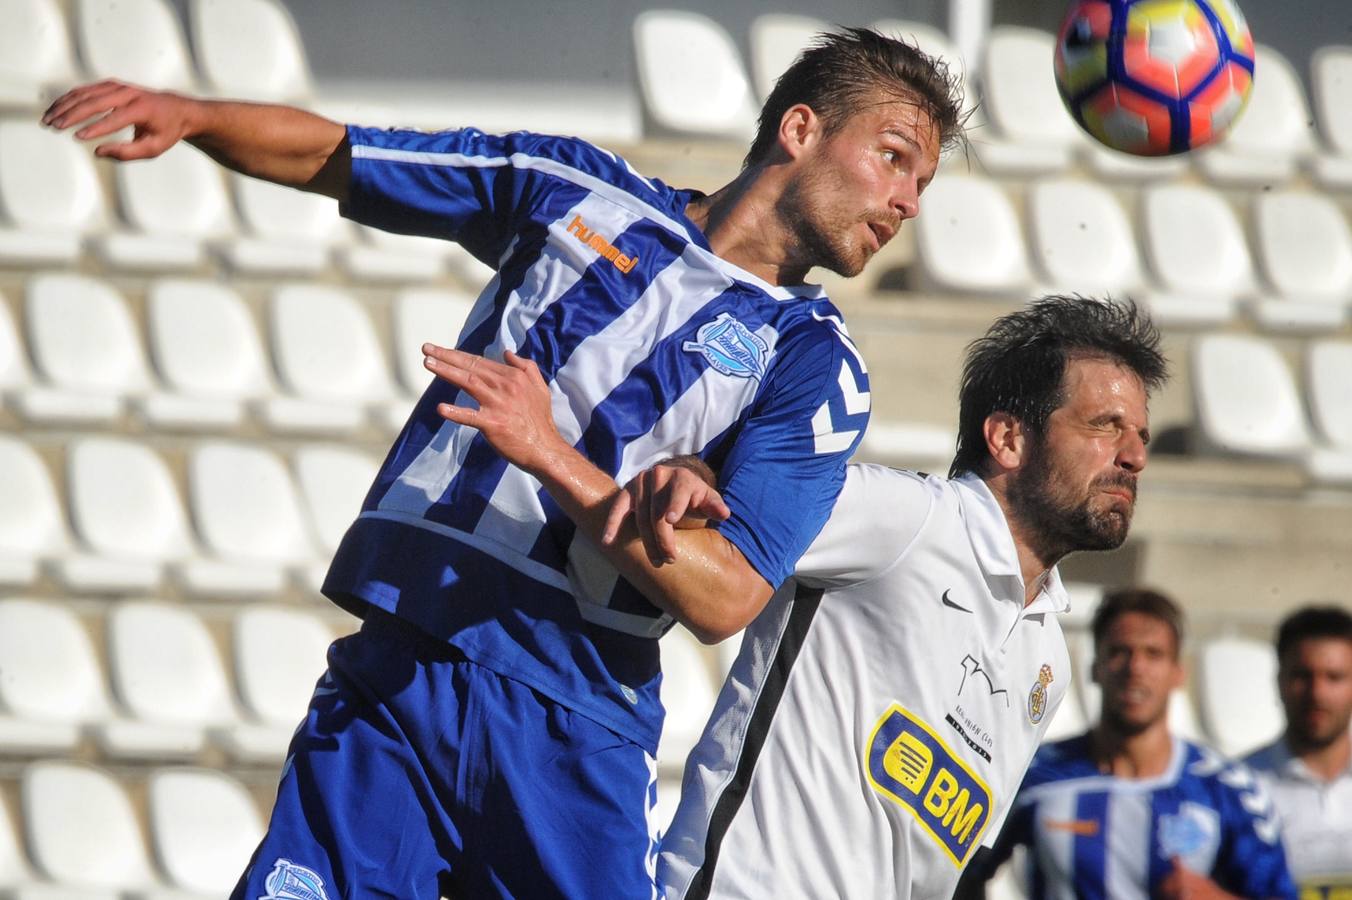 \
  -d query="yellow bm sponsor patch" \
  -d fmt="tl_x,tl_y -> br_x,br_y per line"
865,703 -> 994,866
